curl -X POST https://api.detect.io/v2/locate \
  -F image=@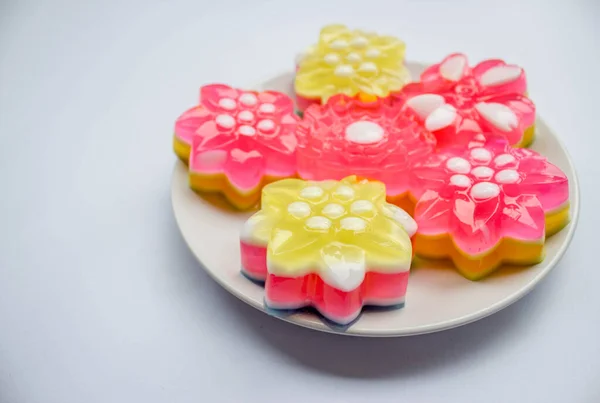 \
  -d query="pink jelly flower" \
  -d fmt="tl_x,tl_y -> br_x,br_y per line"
296,93 -> 436,209
175,84 -> 300,206
410,133 -> 569,278
391,53 -> 536,148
